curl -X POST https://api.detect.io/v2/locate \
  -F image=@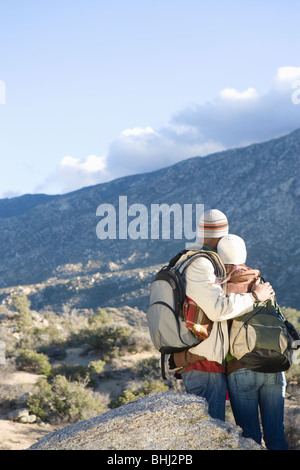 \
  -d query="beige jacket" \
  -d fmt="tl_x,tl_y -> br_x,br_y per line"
184,255 -> 254,364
